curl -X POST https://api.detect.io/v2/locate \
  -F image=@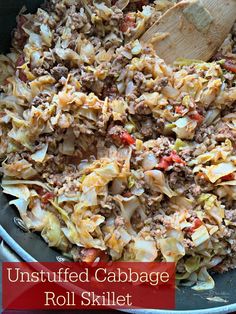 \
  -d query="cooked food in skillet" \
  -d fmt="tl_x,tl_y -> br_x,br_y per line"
0,0 -> 236,290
